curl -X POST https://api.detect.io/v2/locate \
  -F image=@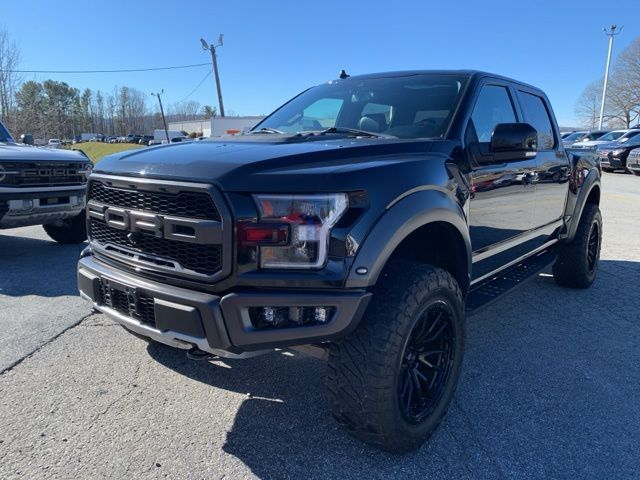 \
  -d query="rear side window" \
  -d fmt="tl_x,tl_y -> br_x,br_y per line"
470,85 -> 517,143
518,91 -> 555,150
